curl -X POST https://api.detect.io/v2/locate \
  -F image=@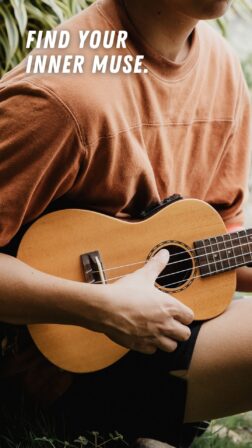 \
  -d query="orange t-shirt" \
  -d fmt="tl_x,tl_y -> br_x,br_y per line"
0,0 -> 251,248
